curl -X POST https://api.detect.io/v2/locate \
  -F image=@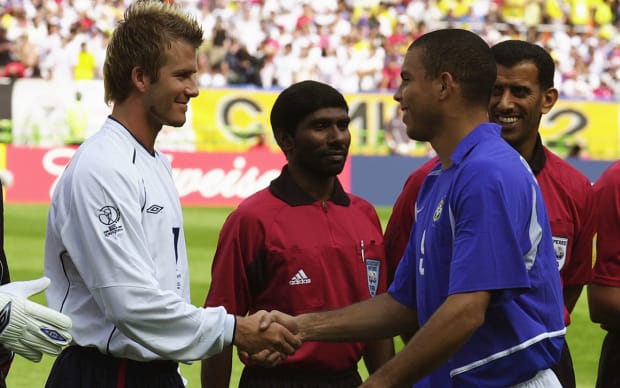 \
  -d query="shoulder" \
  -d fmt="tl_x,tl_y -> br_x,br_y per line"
542,148 -> 592,188
228,187 -> 284,223
595,160 -> 620,190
